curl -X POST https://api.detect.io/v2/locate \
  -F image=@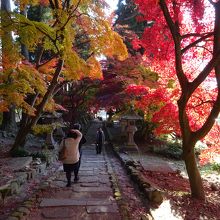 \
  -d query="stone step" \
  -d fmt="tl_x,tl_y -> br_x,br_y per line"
40,198 -> 113,207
